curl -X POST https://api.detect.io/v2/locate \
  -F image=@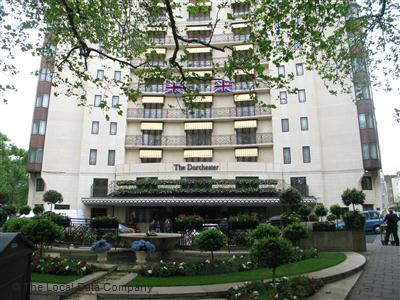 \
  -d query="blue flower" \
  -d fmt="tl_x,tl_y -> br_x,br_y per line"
131,239 -> 156,253
90,239 -> 112,253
